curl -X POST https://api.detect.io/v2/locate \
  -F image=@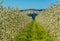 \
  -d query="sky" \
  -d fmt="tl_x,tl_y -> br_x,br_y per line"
2,0 -> 58,10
